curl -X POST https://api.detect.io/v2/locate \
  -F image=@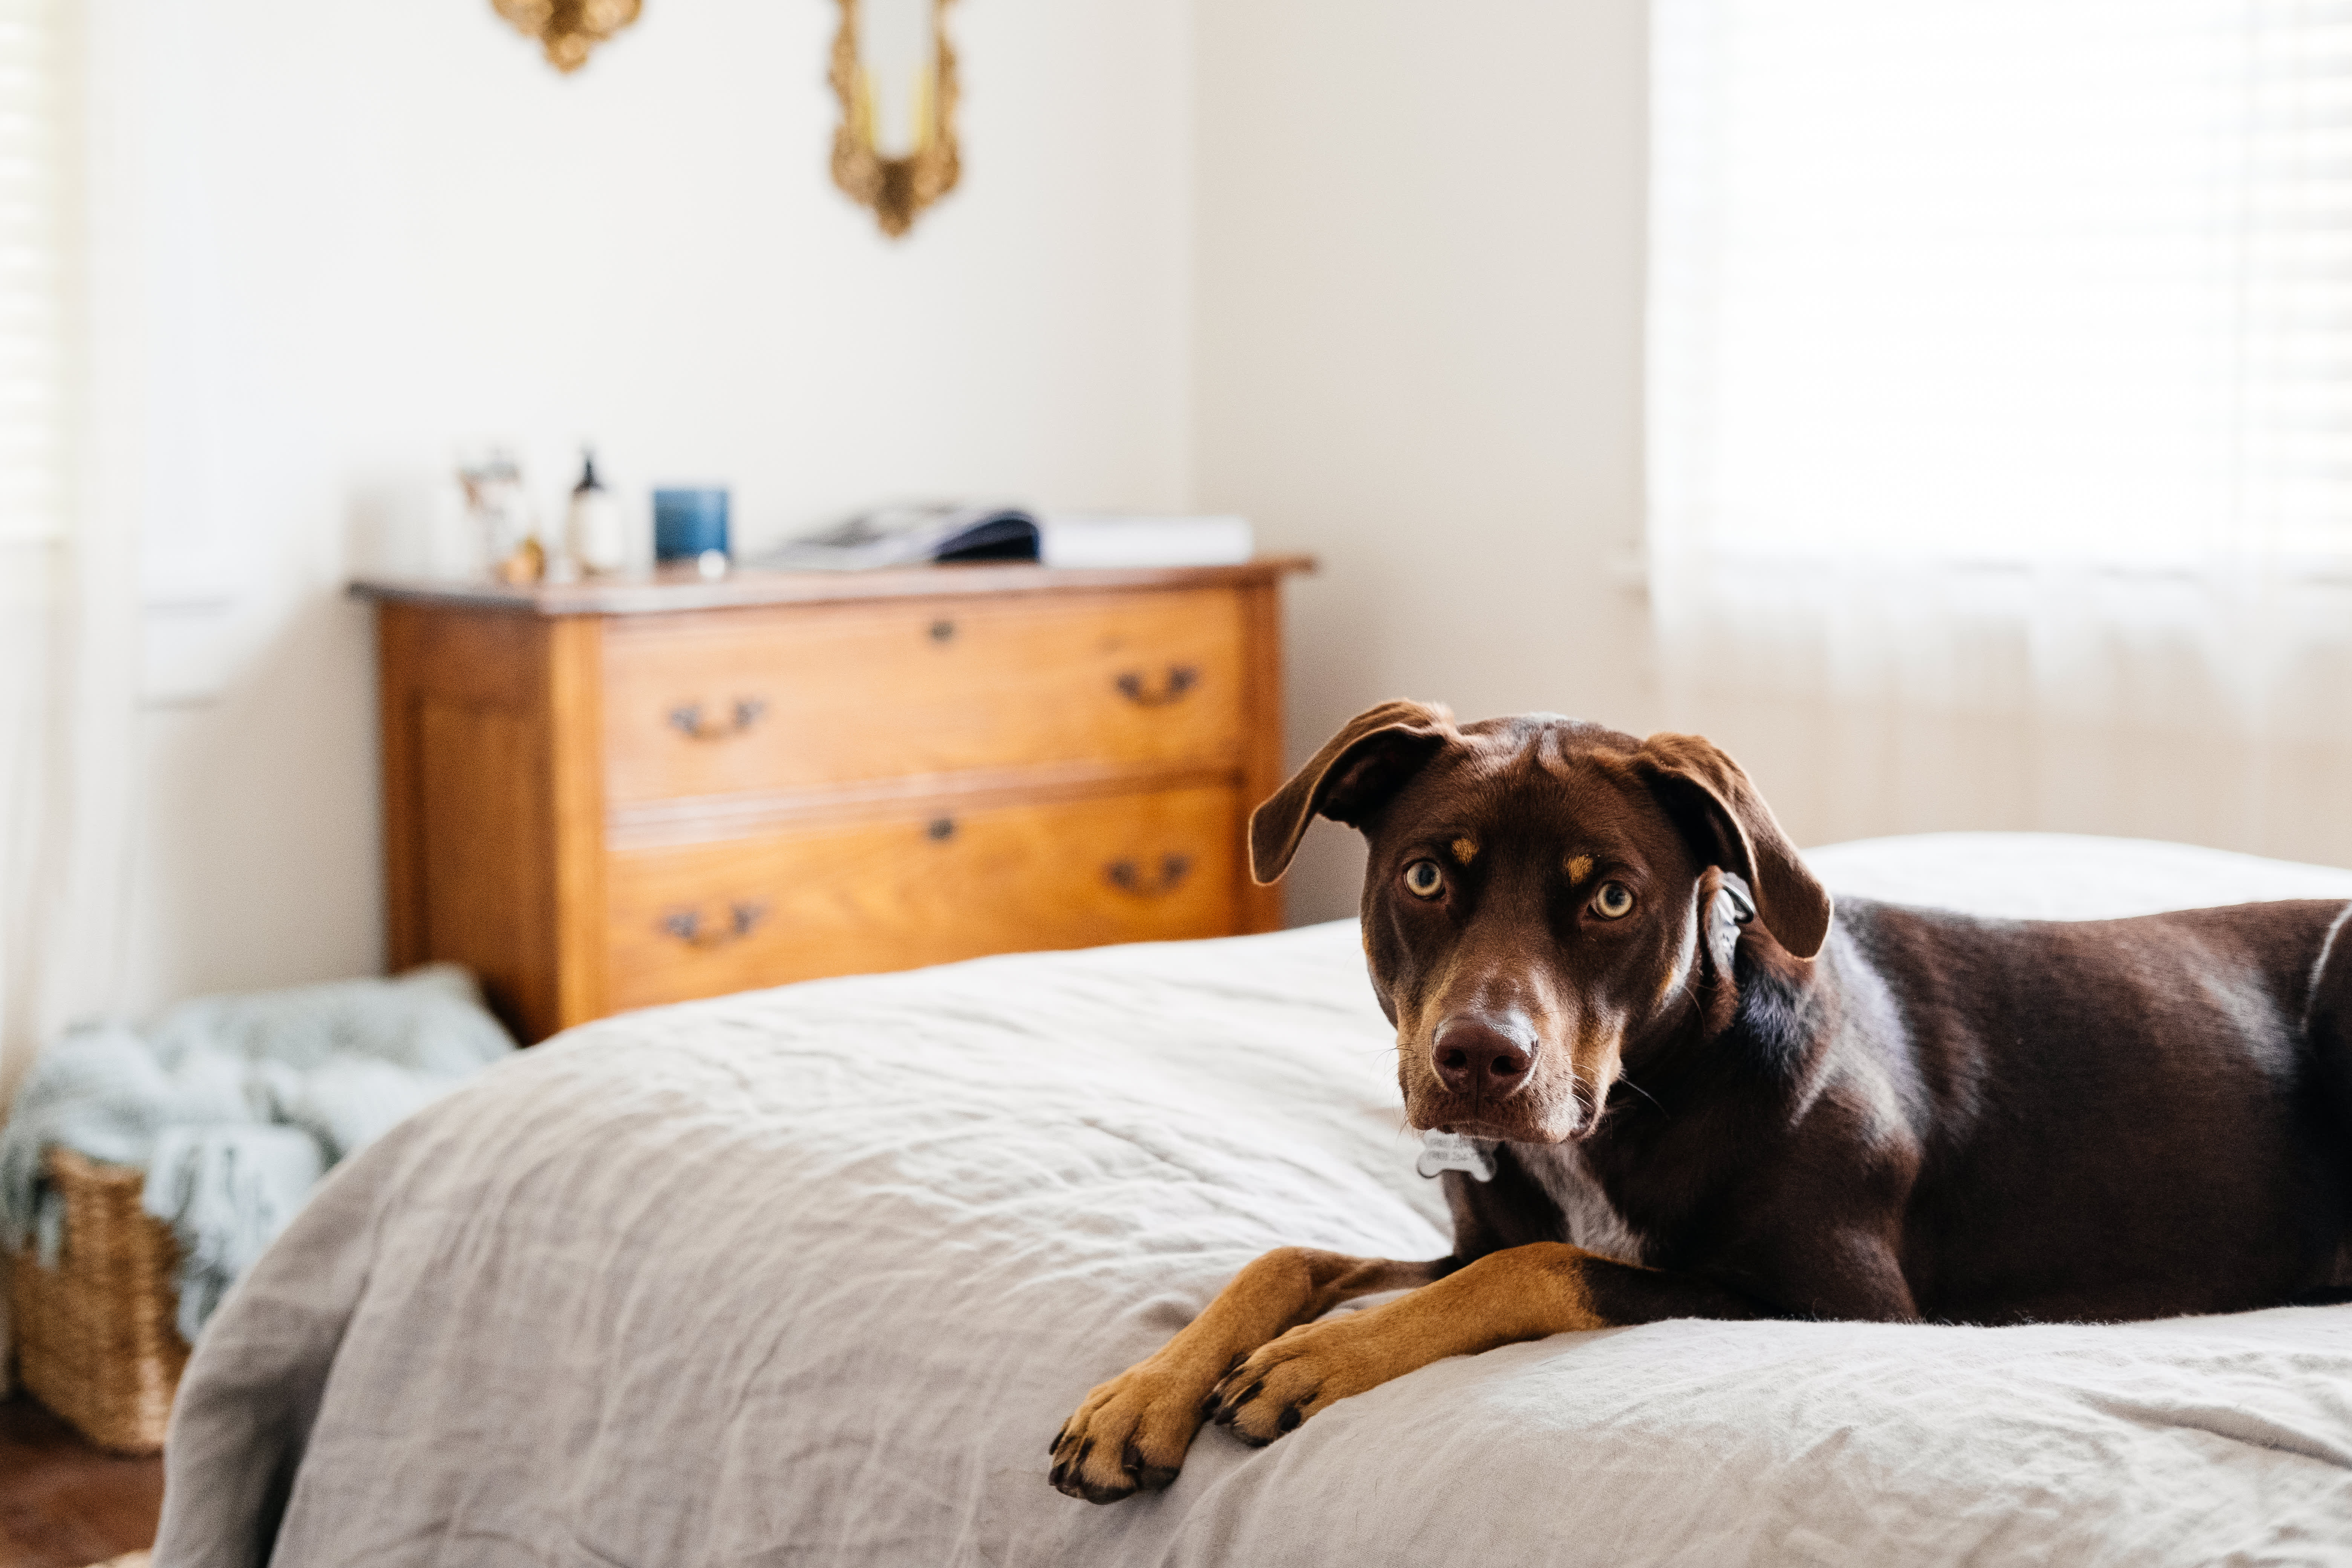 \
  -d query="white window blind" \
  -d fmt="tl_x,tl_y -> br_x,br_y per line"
1650,0 -> 2352,568
0,0 -> 71,546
